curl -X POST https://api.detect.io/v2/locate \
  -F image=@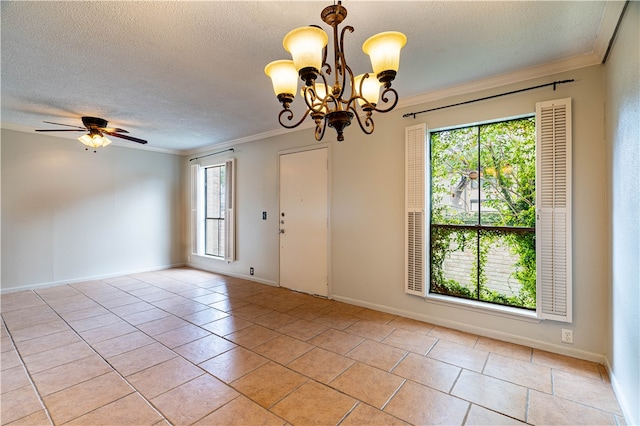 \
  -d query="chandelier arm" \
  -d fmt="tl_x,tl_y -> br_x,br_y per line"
349,105 -> 375,135
371,87 -> 400,113
314,117 -> 327,141
278,108 -> 311,129
337,25 -> 355,101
